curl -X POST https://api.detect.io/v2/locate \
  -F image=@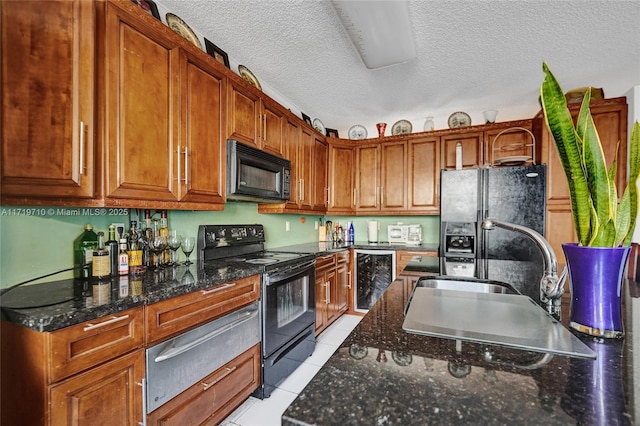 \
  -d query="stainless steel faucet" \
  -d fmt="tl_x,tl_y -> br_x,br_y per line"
481,217 -> 566,318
